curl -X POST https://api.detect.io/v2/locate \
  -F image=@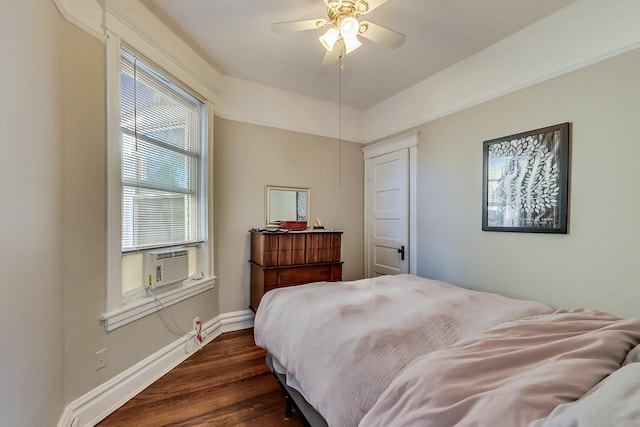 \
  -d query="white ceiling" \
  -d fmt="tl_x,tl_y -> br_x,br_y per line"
140,0 -> 577,110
